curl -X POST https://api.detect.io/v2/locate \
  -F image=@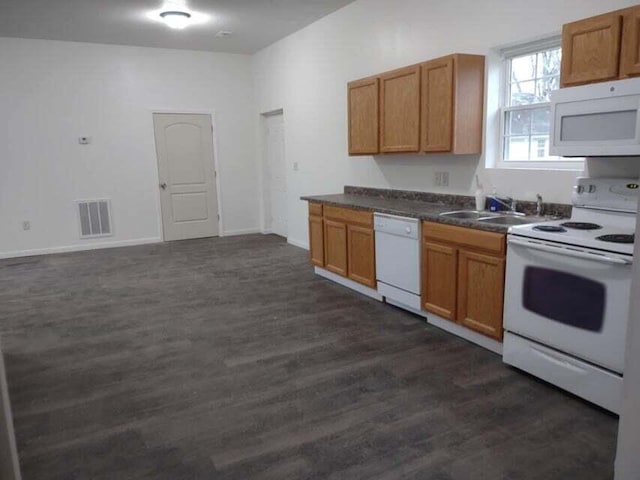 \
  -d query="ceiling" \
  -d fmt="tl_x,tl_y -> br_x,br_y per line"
0,0 -> 356,54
